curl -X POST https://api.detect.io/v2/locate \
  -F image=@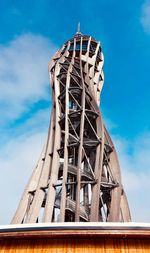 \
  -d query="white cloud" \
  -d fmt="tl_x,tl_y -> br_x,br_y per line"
112,132 -> 150,222
0,33 -> 56,224
14,107 -> 50,136
0,103 -> 51,224
140,0 -> 150,34
0,33 -> 57,124
0,129 -> 47,225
